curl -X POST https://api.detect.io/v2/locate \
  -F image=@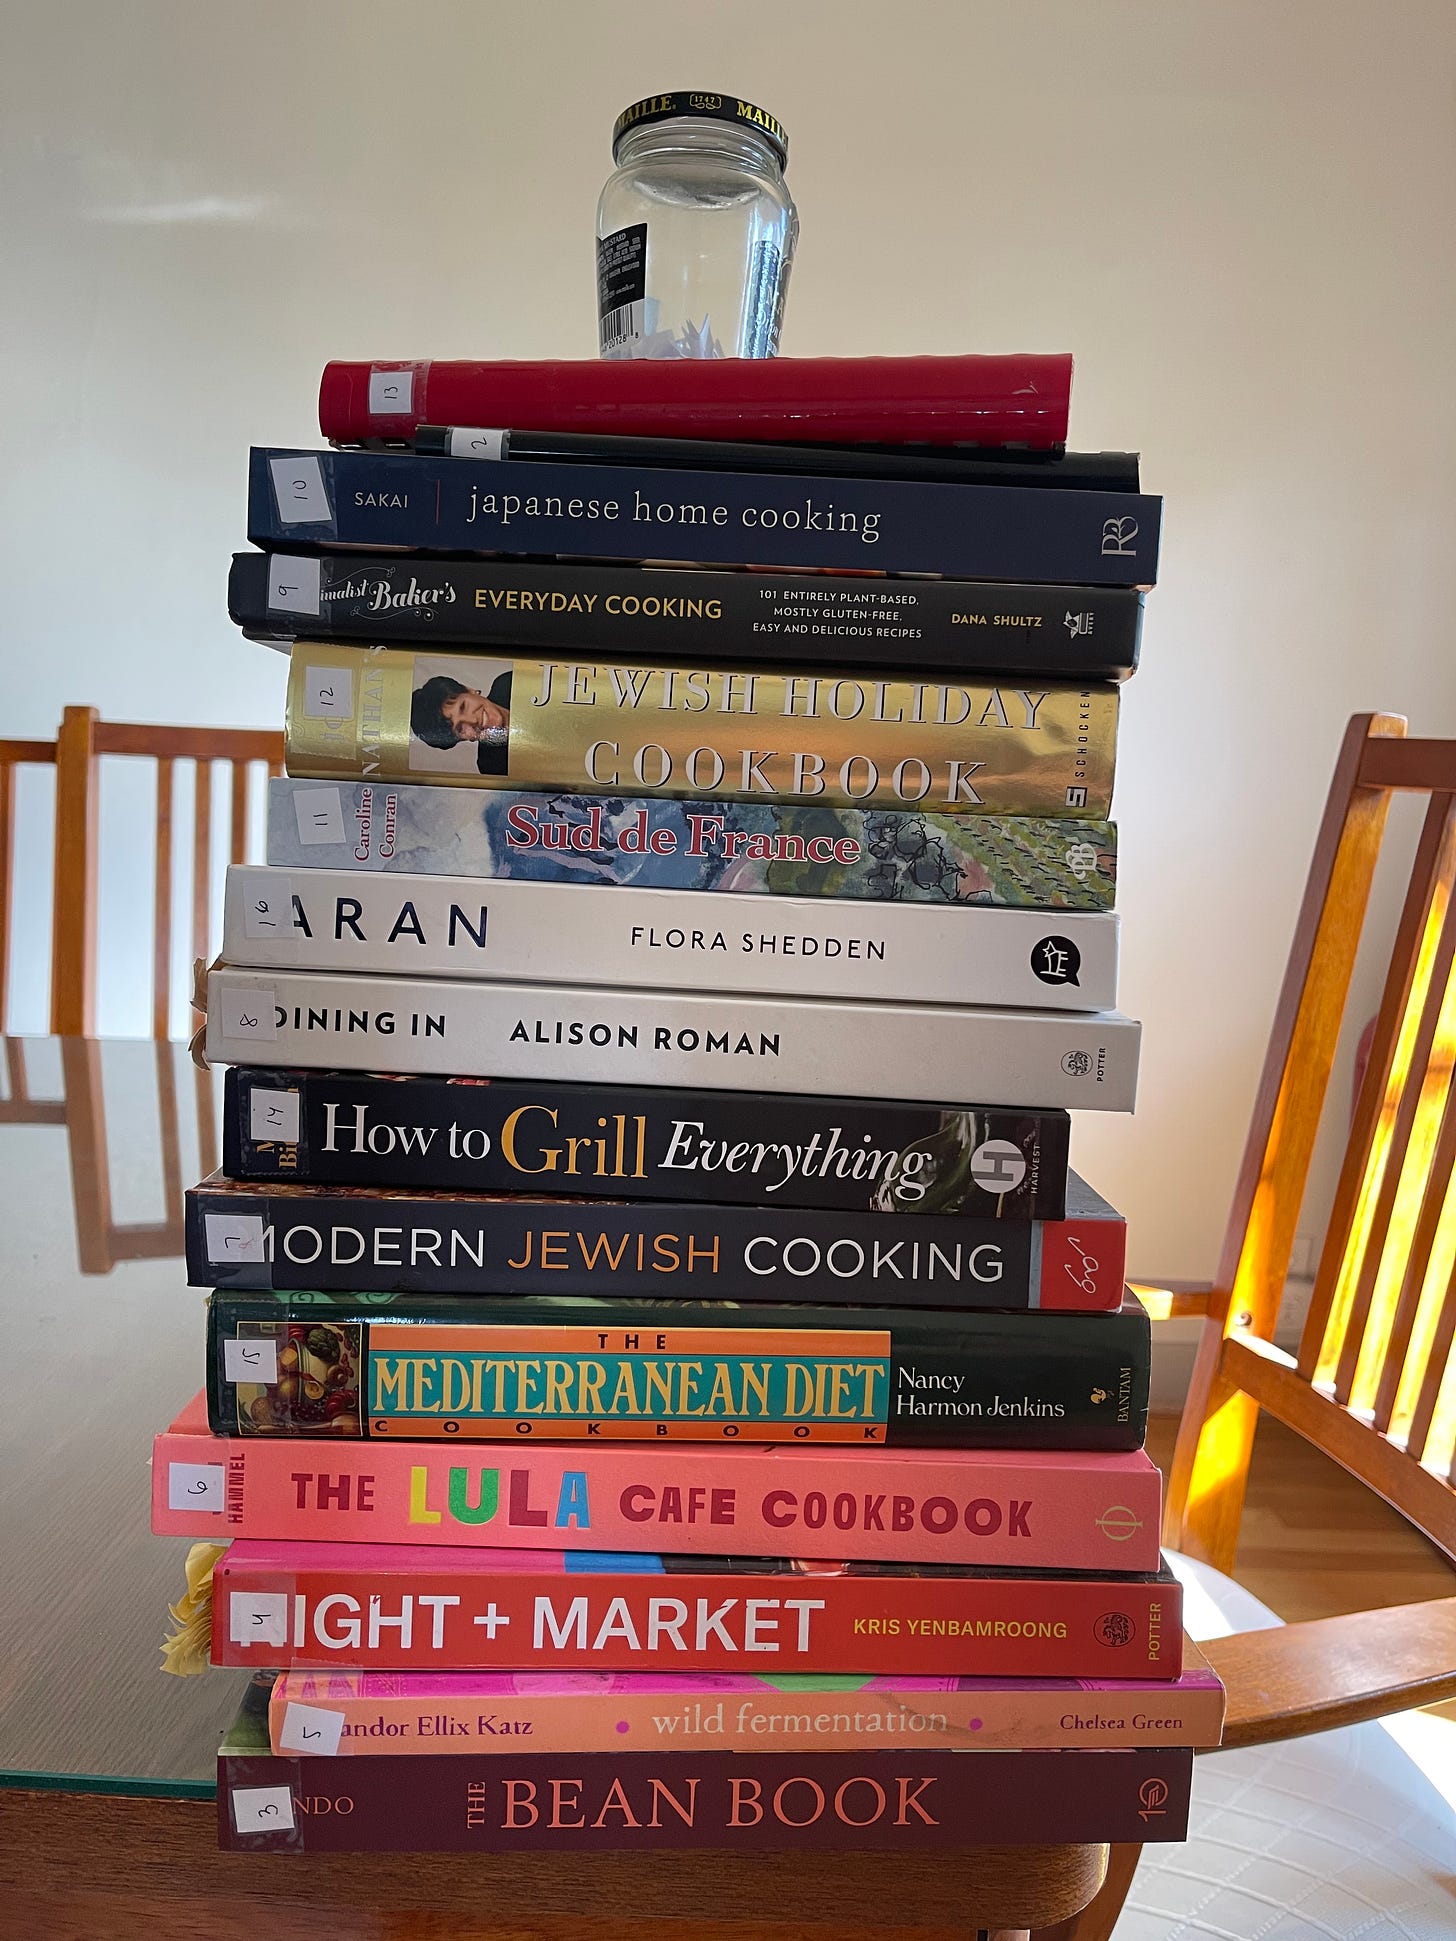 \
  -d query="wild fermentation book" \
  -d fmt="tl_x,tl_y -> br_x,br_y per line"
222,1067 -> 1074,1221
231,551 -> 1145,680
204,1290 -> 1151,1448
212,1540 -> 1188,1678
221,862 -> 1121,1012
266,1659 -> 1223,1757
250,445 -> 1160,586
185,1171 -> 1129,1310
204,967 -> 1142,1112
282,642 -> 1120,819
152,1391 -> 1165,1571
266,778 -> 1119,914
